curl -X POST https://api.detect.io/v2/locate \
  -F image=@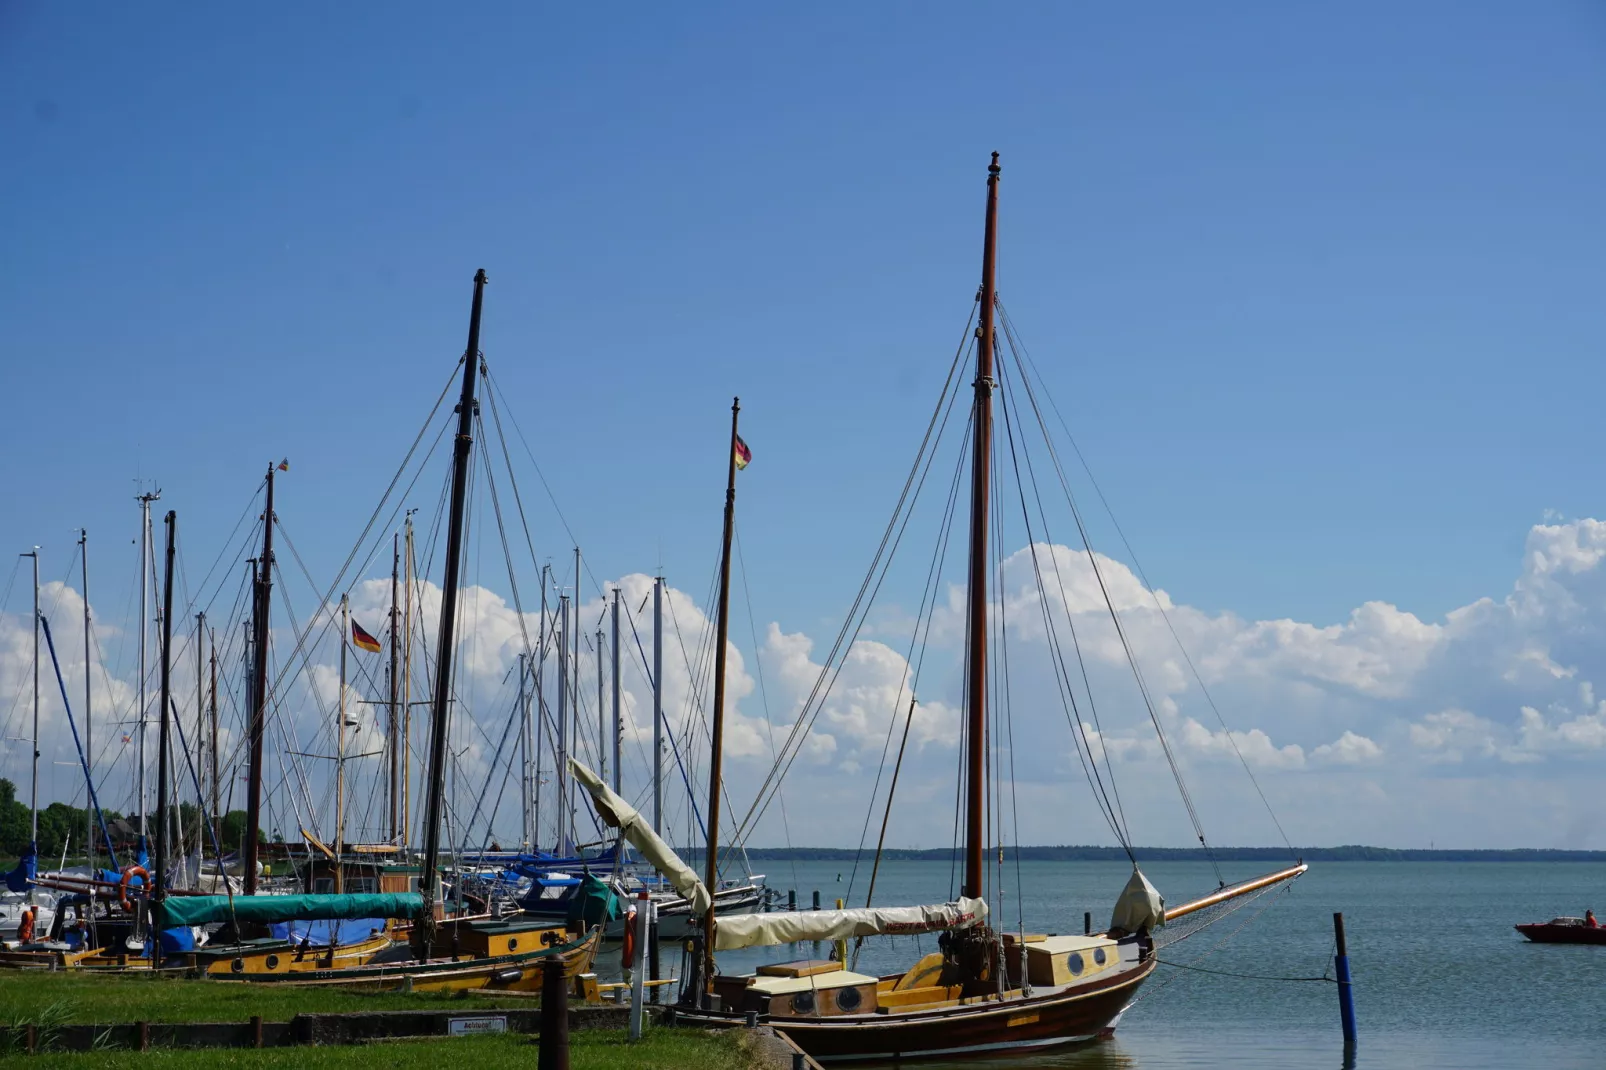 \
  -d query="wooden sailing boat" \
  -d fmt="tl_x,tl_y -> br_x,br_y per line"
651,155 -> 1307,1064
